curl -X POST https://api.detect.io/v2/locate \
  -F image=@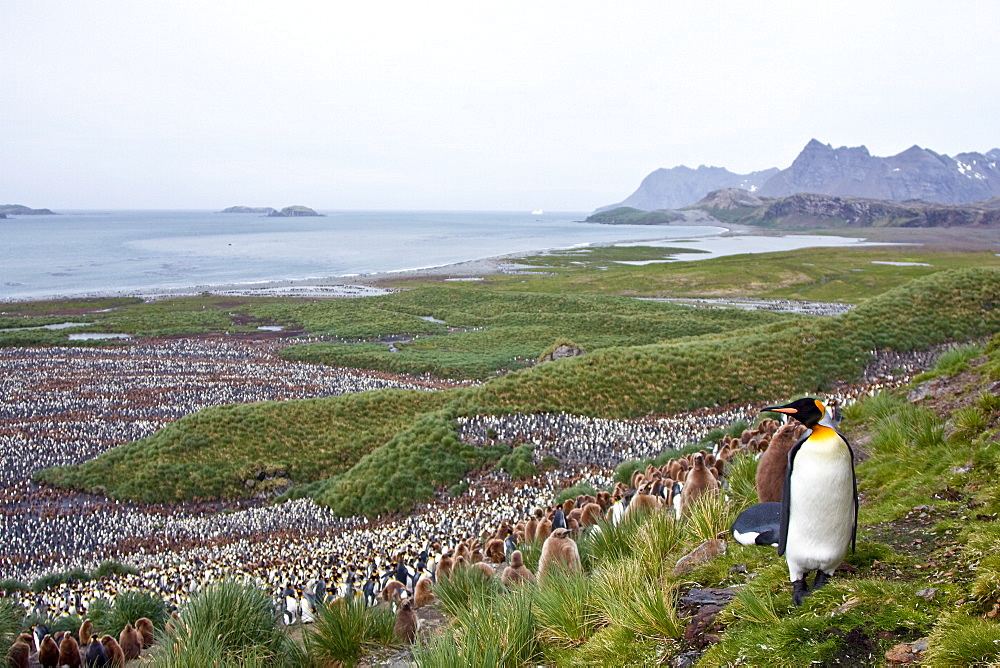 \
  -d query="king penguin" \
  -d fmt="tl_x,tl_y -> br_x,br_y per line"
764,397 -> 858,606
